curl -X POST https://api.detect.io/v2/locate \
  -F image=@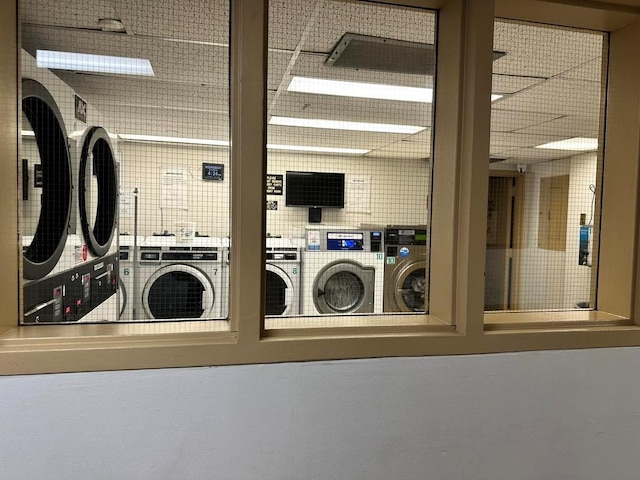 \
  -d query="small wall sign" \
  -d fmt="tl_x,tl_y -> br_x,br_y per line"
74,95 -> 87,123
266,174 -> 283,195
202,163 -> 224,181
